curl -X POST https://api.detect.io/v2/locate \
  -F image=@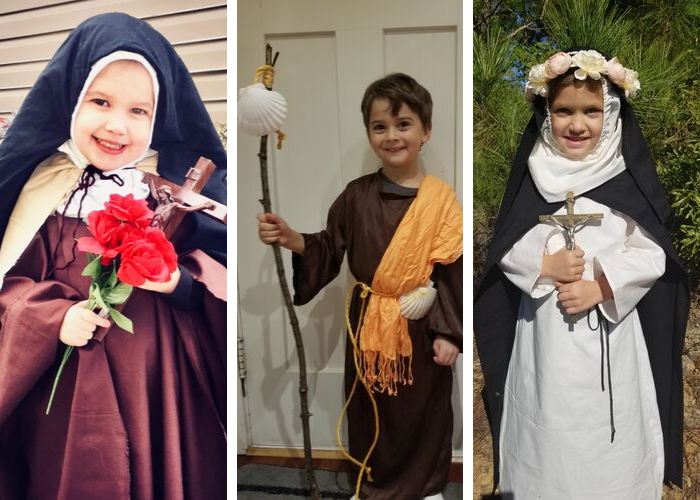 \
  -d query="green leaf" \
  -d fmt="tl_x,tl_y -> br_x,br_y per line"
103,282 -> 133,305
91,282 -> 109,312
82,255 -> 102,279
109,308 -> 134,334
105,265 -> 118,288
